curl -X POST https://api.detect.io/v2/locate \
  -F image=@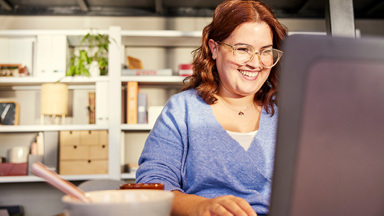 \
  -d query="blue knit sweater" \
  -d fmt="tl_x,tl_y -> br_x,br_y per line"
136,89 -> 278,214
